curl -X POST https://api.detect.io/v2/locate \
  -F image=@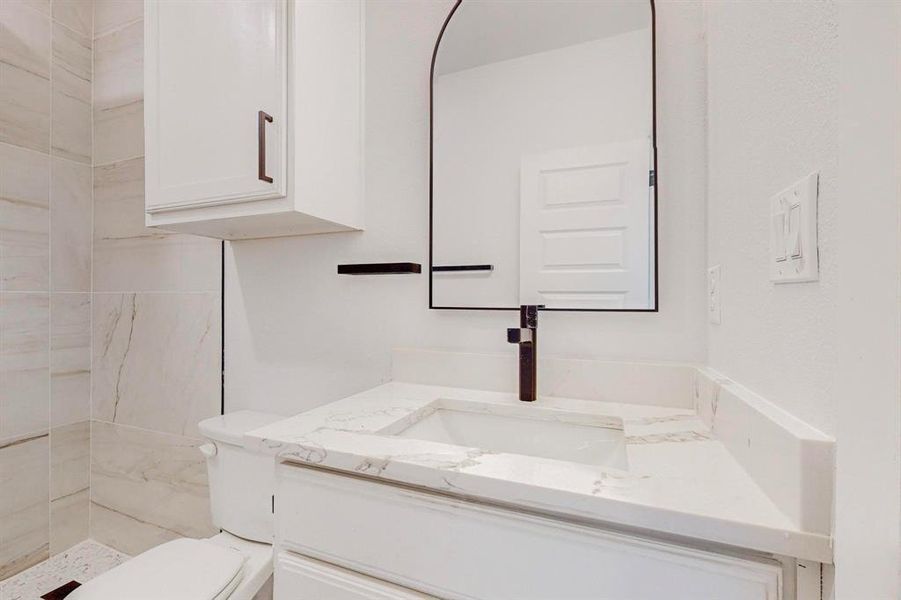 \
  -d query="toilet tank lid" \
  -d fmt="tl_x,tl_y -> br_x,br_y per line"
199,410 -> 284,446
